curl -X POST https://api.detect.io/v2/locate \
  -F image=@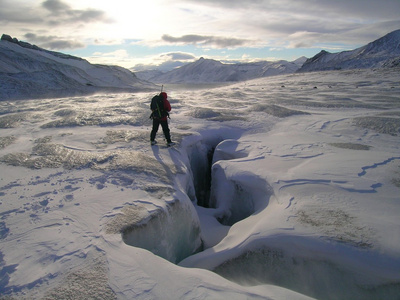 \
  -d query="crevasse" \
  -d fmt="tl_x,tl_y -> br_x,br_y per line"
122,134 -> 269,263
